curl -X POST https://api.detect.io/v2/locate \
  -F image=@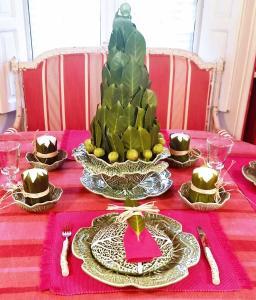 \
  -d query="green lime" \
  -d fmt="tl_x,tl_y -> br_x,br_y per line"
158,137 -> 166,145
108,151 -> 119,163
94,148 -> 105,158
85,143 -> 95,153
84,139 -> 92,146
143,149 -> 153,161
126,149 -> 139,161
153,143 -> 164,154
